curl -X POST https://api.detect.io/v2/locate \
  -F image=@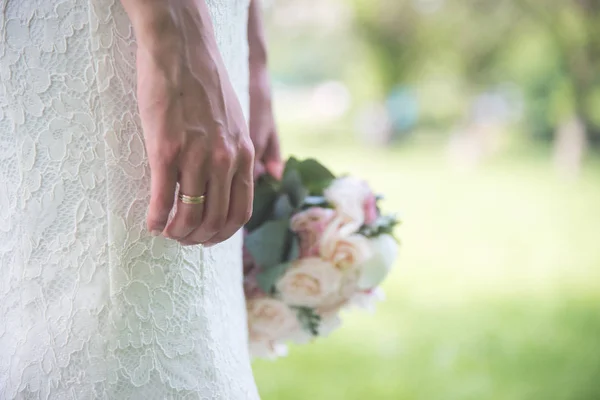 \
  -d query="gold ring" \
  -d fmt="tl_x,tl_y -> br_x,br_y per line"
178,192 -> 206,205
